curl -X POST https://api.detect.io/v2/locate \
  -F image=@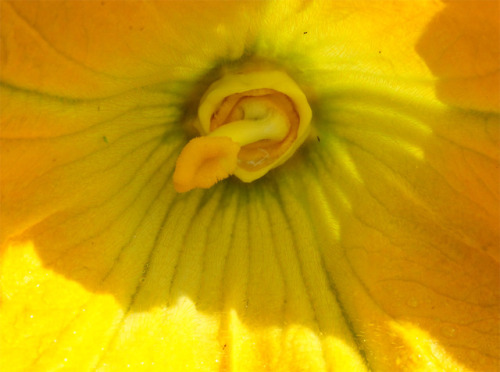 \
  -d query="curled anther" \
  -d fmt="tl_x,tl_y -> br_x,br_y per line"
174,70 -> 312,192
